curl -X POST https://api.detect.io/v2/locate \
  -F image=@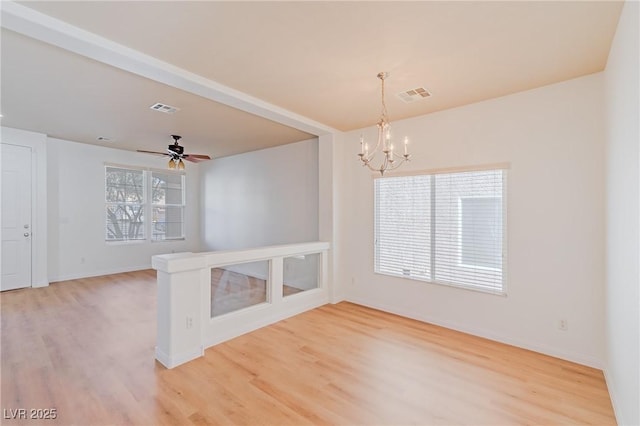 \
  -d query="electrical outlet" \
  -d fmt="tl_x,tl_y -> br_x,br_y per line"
186,316 -> 193,329
558,319 -> 568,331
